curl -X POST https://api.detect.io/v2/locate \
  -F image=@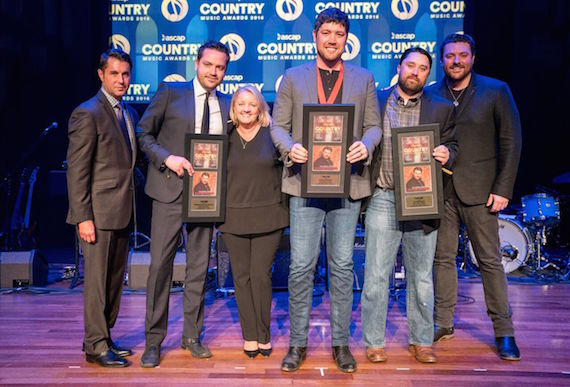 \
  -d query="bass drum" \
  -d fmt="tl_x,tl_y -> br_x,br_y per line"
468,215 -> 533,273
